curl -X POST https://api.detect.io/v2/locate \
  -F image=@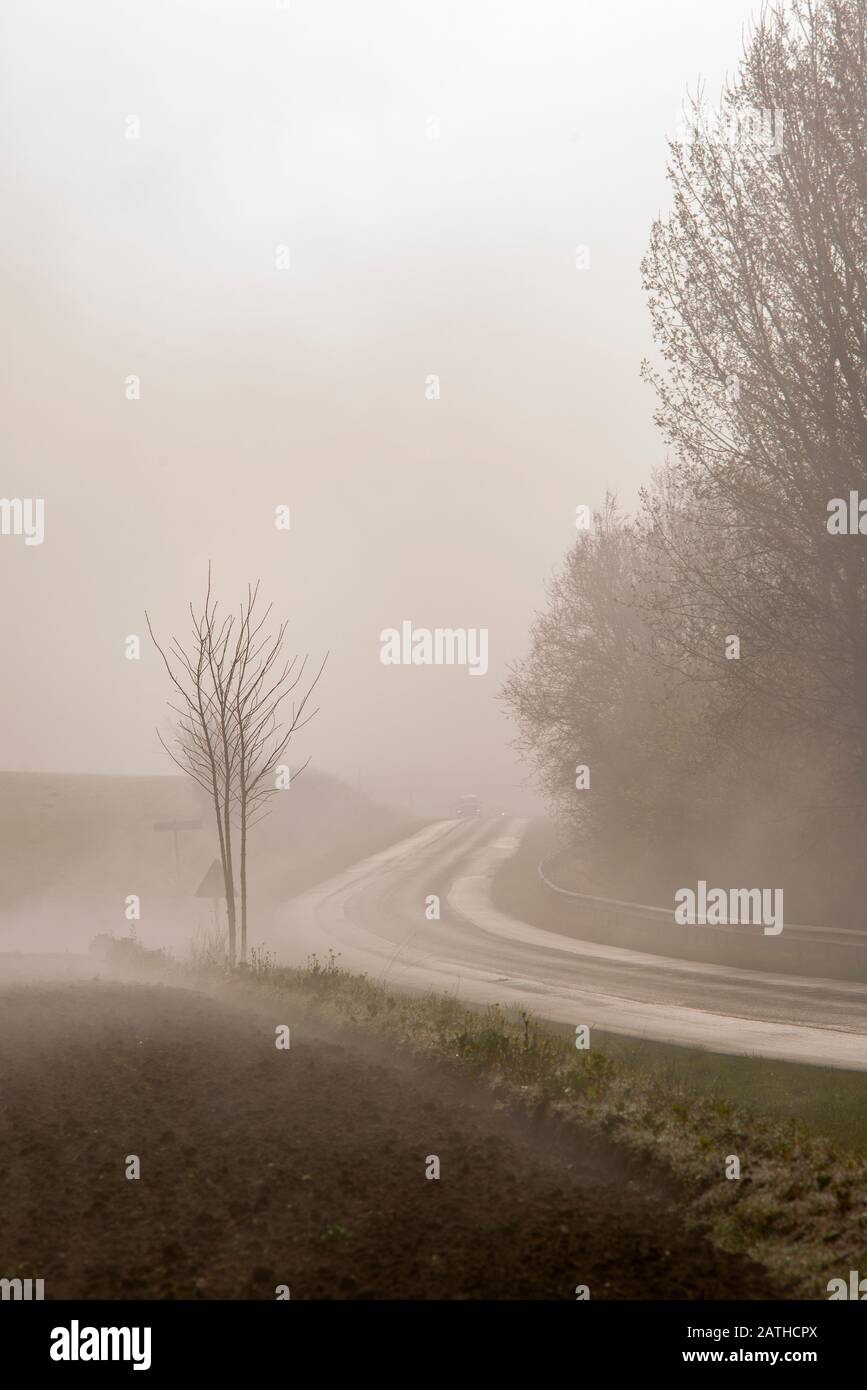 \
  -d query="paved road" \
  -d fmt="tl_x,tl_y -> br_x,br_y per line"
274,818 -> 867,1071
